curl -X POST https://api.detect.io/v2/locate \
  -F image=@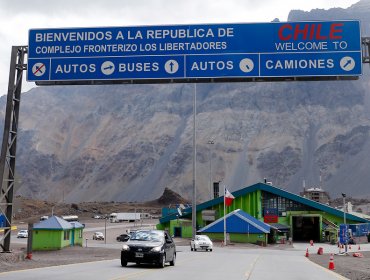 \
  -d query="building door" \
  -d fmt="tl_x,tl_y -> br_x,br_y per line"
71,229 -> 75,246
292,216 -> 320,242
174,227 -> 182,237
